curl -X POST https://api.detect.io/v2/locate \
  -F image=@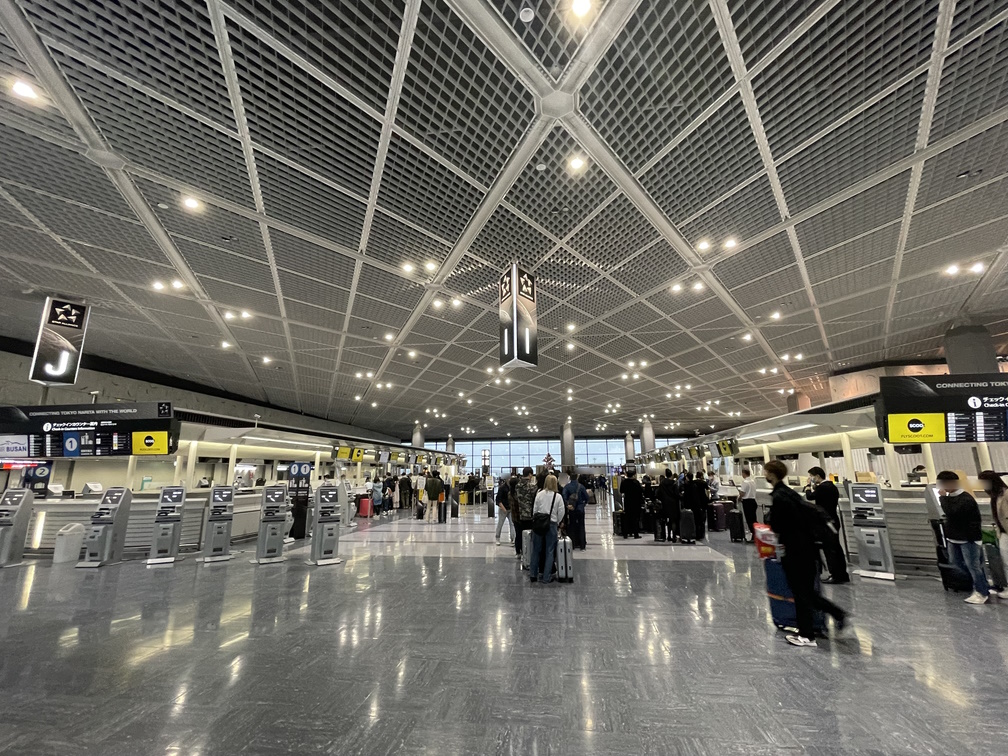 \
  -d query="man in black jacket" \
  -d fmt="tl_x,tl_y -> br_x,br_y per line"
766,460 -> 849,648
805,467 -> 850,583
657,469 -> 681,542
937,470 -> 991,604
619,470 -> 644,539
